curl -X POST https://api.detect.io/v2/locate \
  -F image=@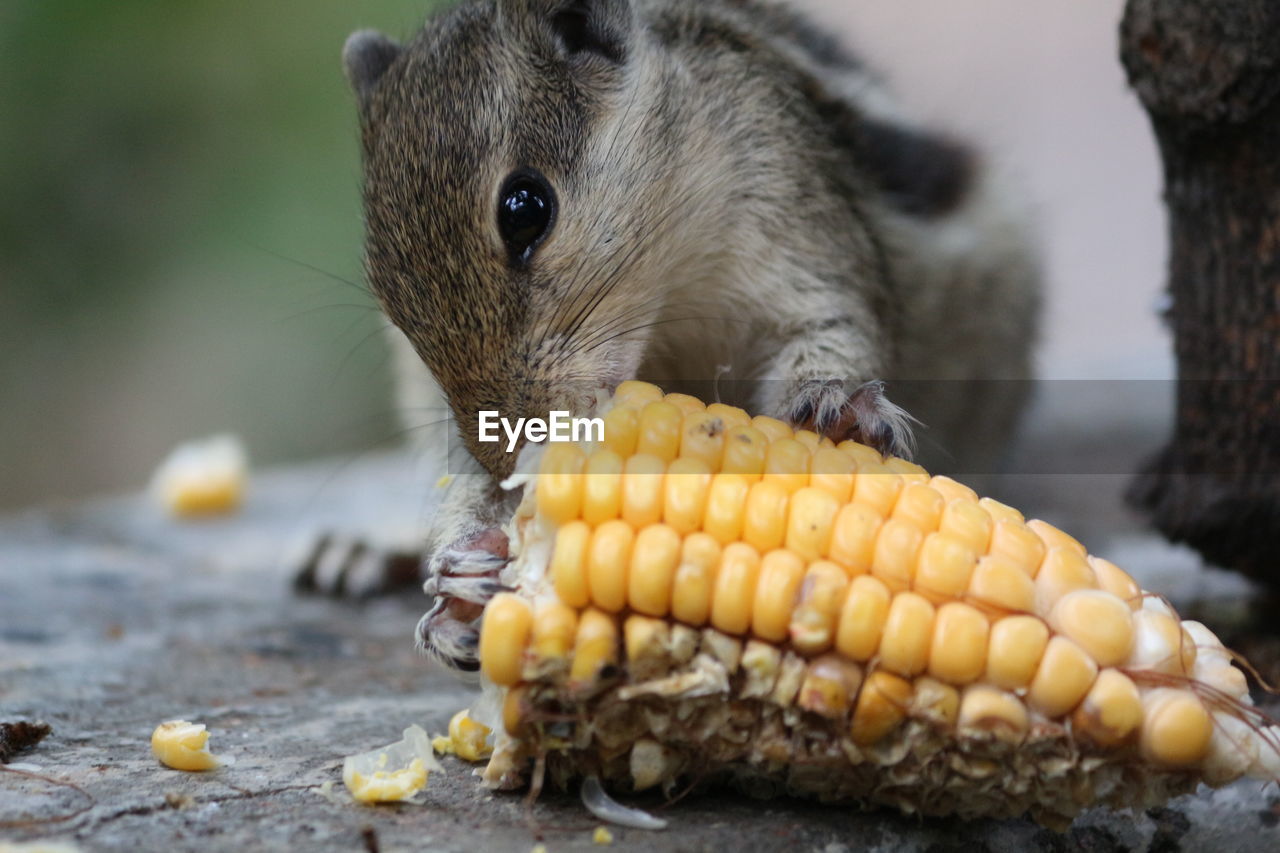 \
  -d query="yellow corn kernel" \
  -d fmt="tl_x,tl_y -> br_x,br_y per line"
741,639 -> 783,698
751,549 -> 806,642
663,457 -> 712,535
1027,518 -> 1087,557
852,465 -> 904,515
664,392 -> 705,416
827,502 -> 882,575
870,517 -> 924,593
878,592 -> 935,677
1049,589 -> 1134,667
849,670 -> 912,745
938,499 -> 993,555
967,554 -> 1036,615
986,519 -> 1046,576
442,710 -> 492,762
703,473 -> 751,545
763,438 -> 811,493
479,593 -> 533,687
570,608 -> 619,685
151,720 -> 222,771
809,446 -> 856,503
743,480 -> 790,553
884,456 -> 929,484
671,533 -> 721,626
913,532 -> 978,605
1129,609 -> 1197,675
613,380 -> 664,408
1034,547 -> 1098,616
957,685 -> 1028,742
587,520 -> 634,612
582,449 -> 624,525
1072,668 -> 1142,747
837,440 -> 882,469
929,476 -> 978,504
620,453 -> 665,529
550,520 -> 592,608
680,410 -> 727,470
911,676 -> 960,728
624,614 -> 672,679
985,615 -> 1049,690
706,402 -> 751,429
502,685 -> 528,736
536,443 -> 586,524
1027,635 -> 1098,718
785,487 -> 840,562
721,425 -> 768,480
798,654 -> 863,718
1140,689 -> 1213,767
928,602 -> 989,685
978,496 -> 1023,525
628,523 -> 682,617
788,561 -> 849,655
1090,556 -> 1143,611
601,405 -> 639,458
892,483 -> 945,532
793,429 -> 824,450
530,599 -> 578,663
835,574 -> 891,661
710,543 -> 762,636
636,401 -> 682,461
751,415 -> 793,442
